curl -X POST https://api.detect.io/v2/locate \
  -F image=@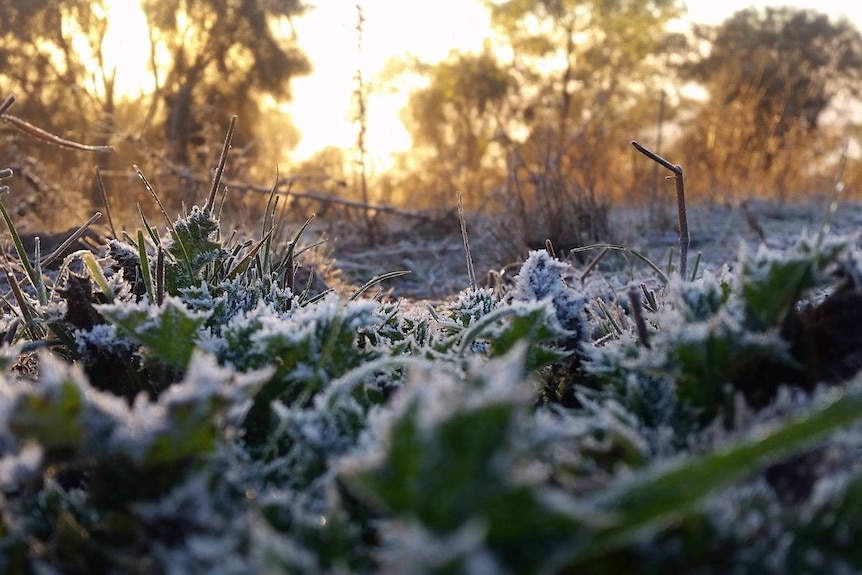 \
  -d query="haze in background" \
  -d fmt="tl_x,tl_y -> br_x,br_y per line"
288,1 -> 862,168
98,1 -> 862,169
